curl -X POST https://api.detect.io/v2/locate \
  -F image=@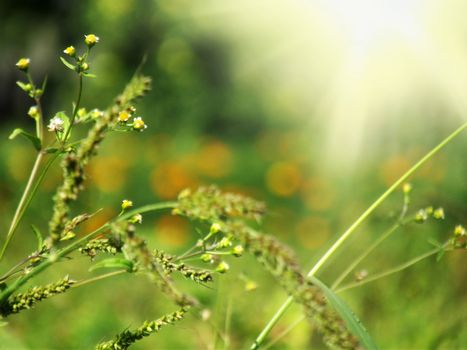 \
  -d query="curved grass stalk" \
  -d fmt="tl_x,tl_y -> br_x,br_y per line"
251,121 -> 467,349
335,246 -> 447,294
0,201 -> 176,303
